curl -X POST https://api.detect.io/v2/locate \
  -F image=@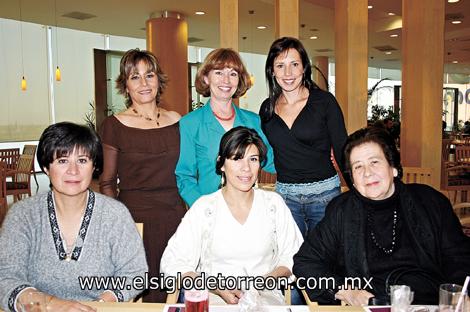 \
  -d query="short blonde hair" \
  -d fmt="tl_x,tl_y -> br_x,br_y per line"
195,48 -> 252,98
115,49 -> 168,107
